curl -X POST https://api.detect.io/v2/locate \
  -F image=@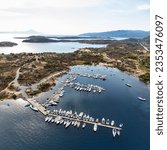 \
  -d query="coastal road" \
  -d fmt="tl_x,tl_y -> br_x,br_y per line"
140,43 -> 149,52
